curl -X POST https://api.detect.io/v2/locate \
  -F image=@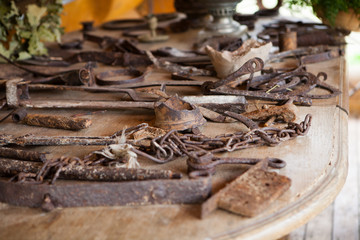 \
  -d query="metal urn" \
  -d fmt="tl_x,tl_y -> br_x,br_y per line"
199,0 -> 247,38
